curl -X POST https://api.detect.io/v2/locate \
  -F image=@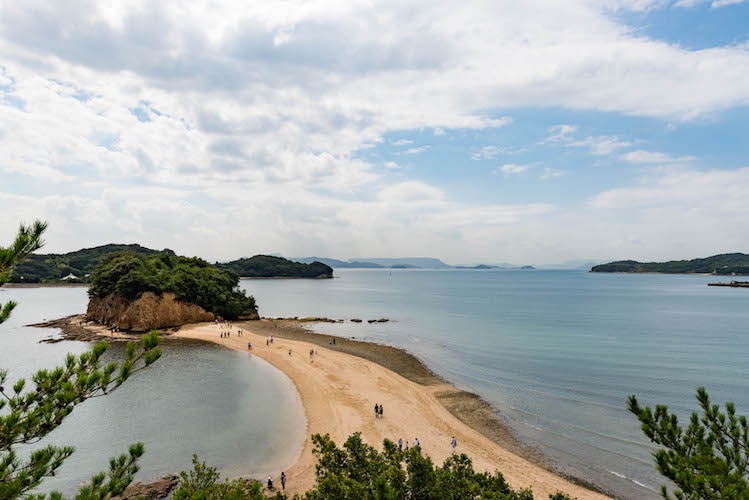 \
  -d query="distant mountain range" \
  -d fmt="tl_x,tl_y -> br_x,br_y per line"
292,256 -> 536,270
591,253 -> 749,275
